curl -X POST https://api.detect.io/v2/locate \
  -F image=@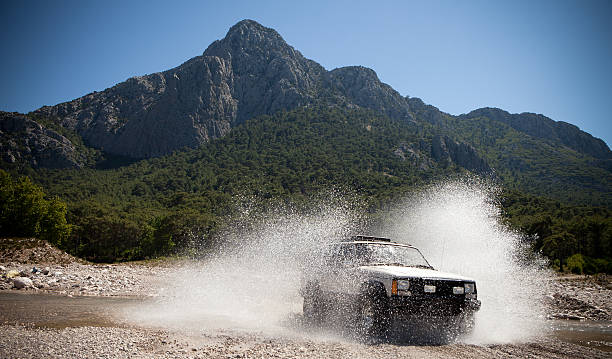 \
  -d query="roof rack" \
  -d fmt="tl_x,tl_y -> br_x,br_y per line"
351,235 -> 391,242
